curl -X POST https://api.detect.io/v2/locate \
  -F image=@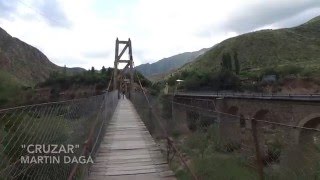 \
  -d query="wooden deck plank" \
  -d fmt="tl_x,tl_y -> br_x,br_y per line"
88,98 -> 175,180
